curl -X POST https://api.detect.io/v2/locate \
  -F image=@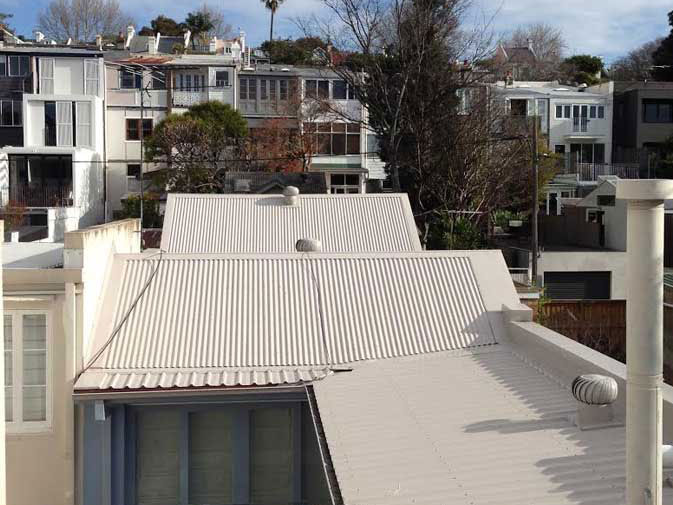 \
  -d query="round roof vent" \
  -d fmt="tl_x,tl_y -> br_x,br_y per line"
295,238 -> 322,252
283,186 -> 300,206
572,374 -> 618,405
